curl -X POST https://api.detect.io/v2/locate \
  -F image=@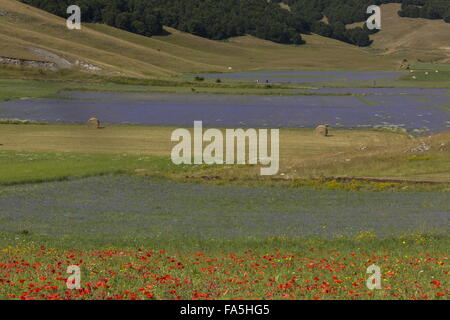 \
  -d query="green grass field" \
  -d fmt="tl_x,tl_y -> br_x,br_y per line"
0,76 -> 309,103
0,124 -> 449,187
2,60 -> 450,104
